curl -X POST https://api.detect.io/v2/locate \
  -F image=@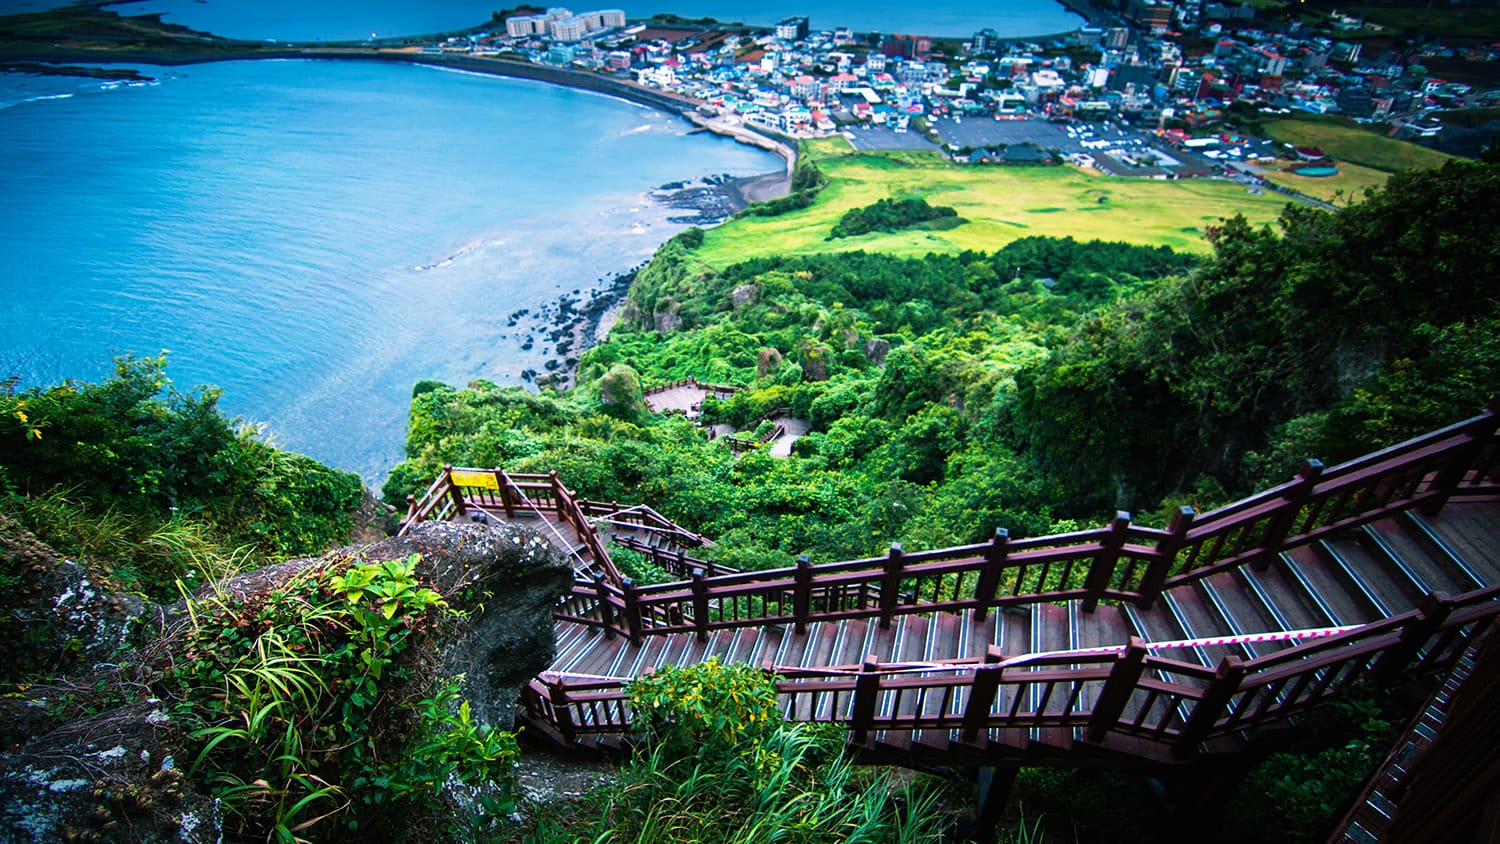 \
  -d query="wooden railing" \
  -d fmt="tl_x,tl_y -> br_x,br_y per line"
544,404 -> 1500,642
401,466 -> 626,584
642,377 -> 741,398
577,499 -> 713,551
612,535 -> 733,579
521,585 -> 1500,760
